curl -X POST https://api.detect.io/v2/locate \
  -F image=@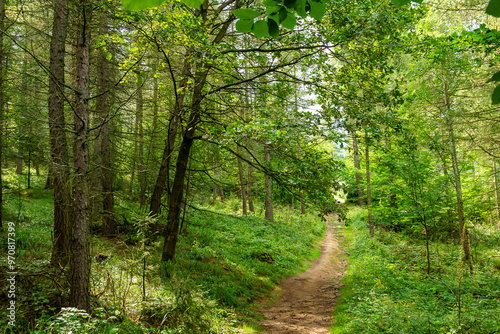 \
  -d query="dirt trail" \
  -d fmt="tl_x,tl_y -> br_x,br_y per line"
258,217 -> 346,334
